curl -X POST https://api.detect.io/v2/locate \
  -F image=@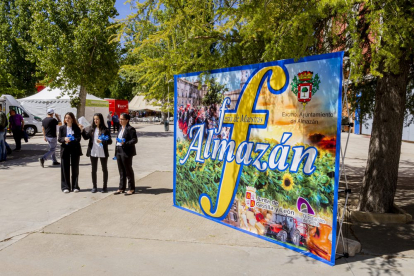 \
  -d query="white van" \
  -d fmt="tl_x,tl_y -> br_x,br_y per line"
0,94 -> 43,136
